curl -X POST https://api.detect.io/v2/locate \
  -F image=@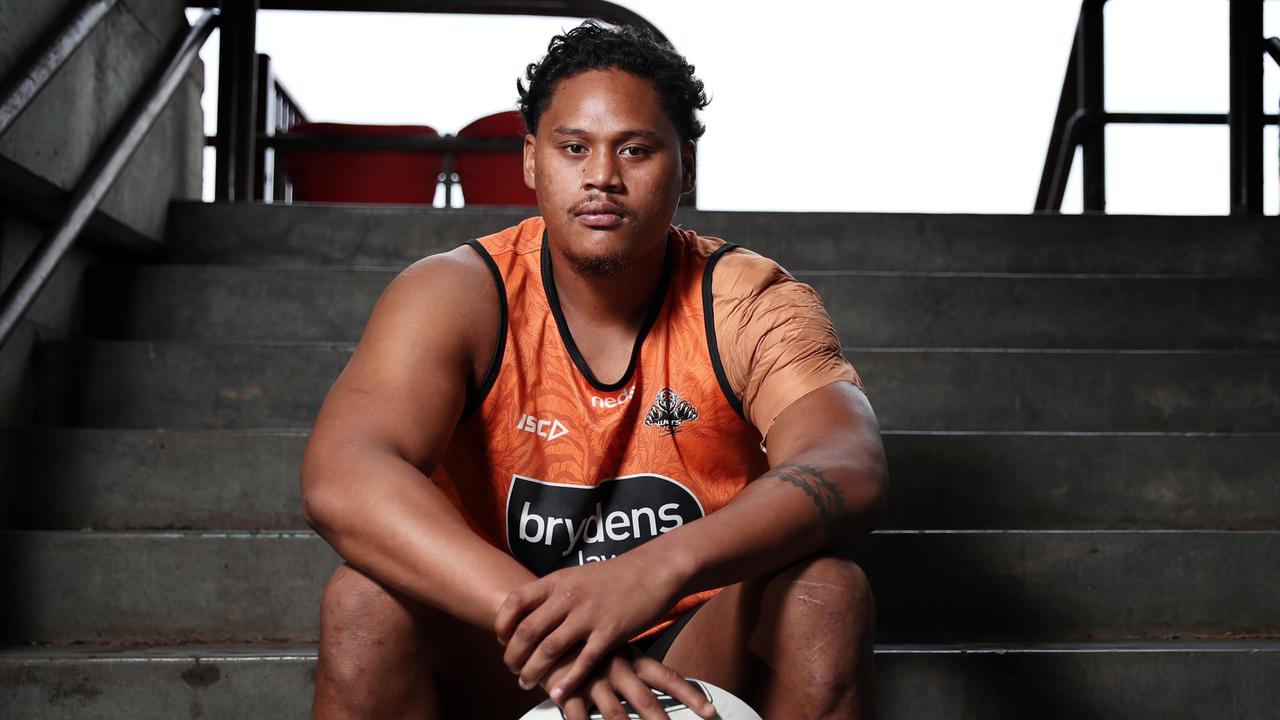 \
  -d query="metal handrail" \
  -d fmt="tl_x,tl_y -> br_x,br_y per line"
0,11 -> 219,350
1037,0 -> 1275,215
0,0 -> 119,136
